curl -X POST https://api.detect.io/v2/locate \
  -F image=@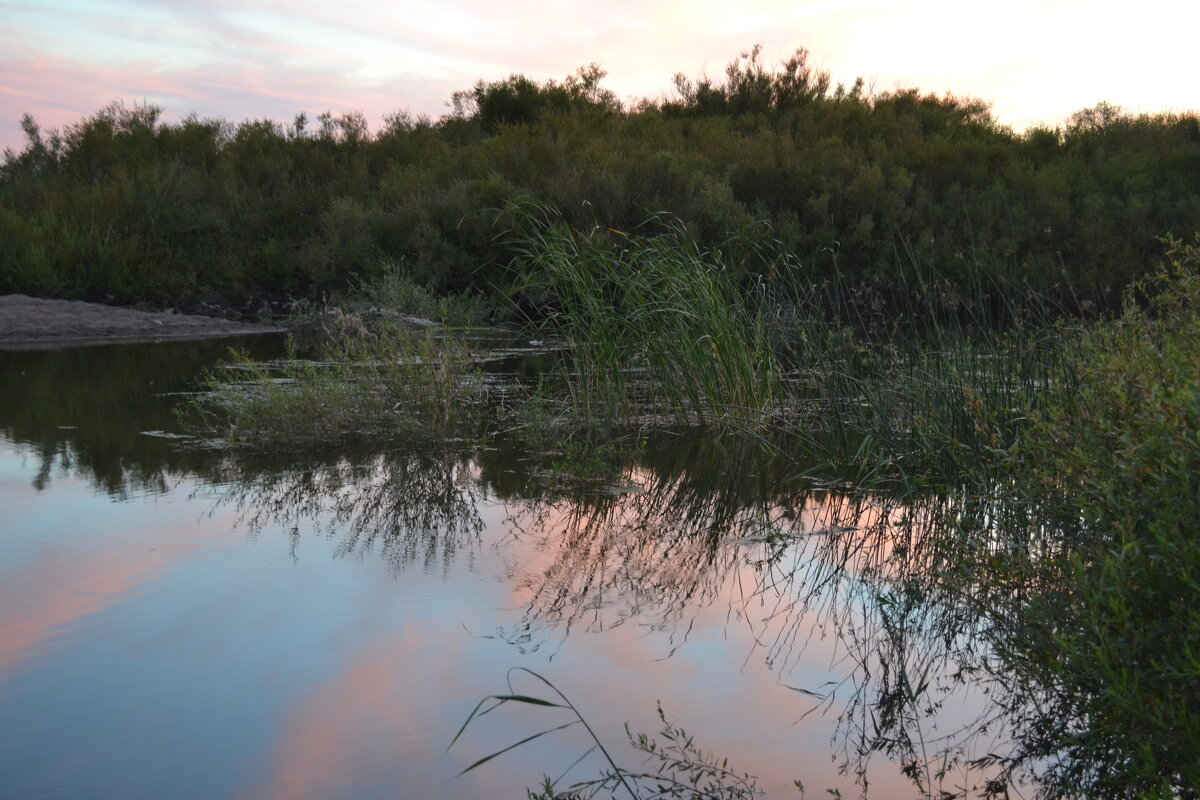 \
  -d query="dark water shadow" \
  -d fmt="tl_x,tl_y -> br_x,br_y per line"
0,336 -> 285,496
